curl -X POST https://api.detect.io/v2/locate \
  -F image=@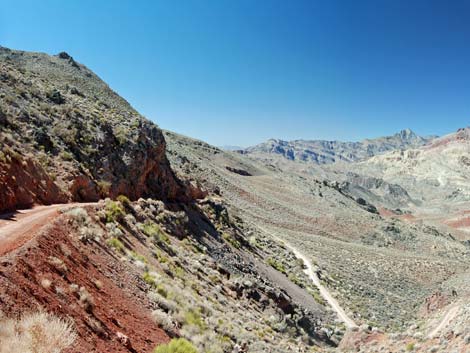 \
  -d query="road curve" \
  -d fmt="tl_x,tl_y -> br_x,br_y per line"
427,305 -> 459,339
257,226 -> 358,328
0,203 -> 96,256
